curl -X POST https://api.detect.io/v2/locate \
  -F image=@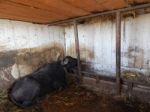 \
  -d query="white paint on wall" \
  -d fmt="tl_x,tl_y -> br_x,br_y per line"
65,19 -> 116,76
0,19 -> 65,79
121,14 -> 150,70
0,20 -> 65,51
0,13 -> 150,80
65,13 -> 150,76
